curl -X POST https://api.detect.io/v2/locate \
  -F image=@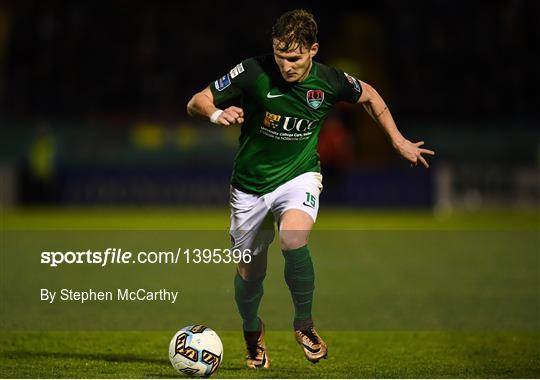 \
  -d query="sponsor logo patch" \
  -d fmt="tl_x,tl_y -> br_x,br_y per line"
306,89 -> 324,109
263,112 -> 282,129
215,74 -> 231,91
344,72 -> 361,93
229,63 -> 245,79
